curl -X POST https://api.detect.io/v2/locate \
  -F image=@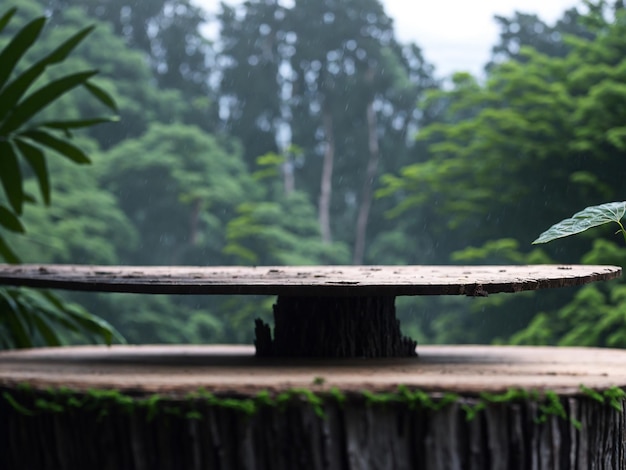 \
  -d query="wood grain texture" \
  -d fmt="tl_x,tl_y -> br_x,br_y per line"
2,345 -> 626,395
2,345 -> 626,469
0,264 -> 620,296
